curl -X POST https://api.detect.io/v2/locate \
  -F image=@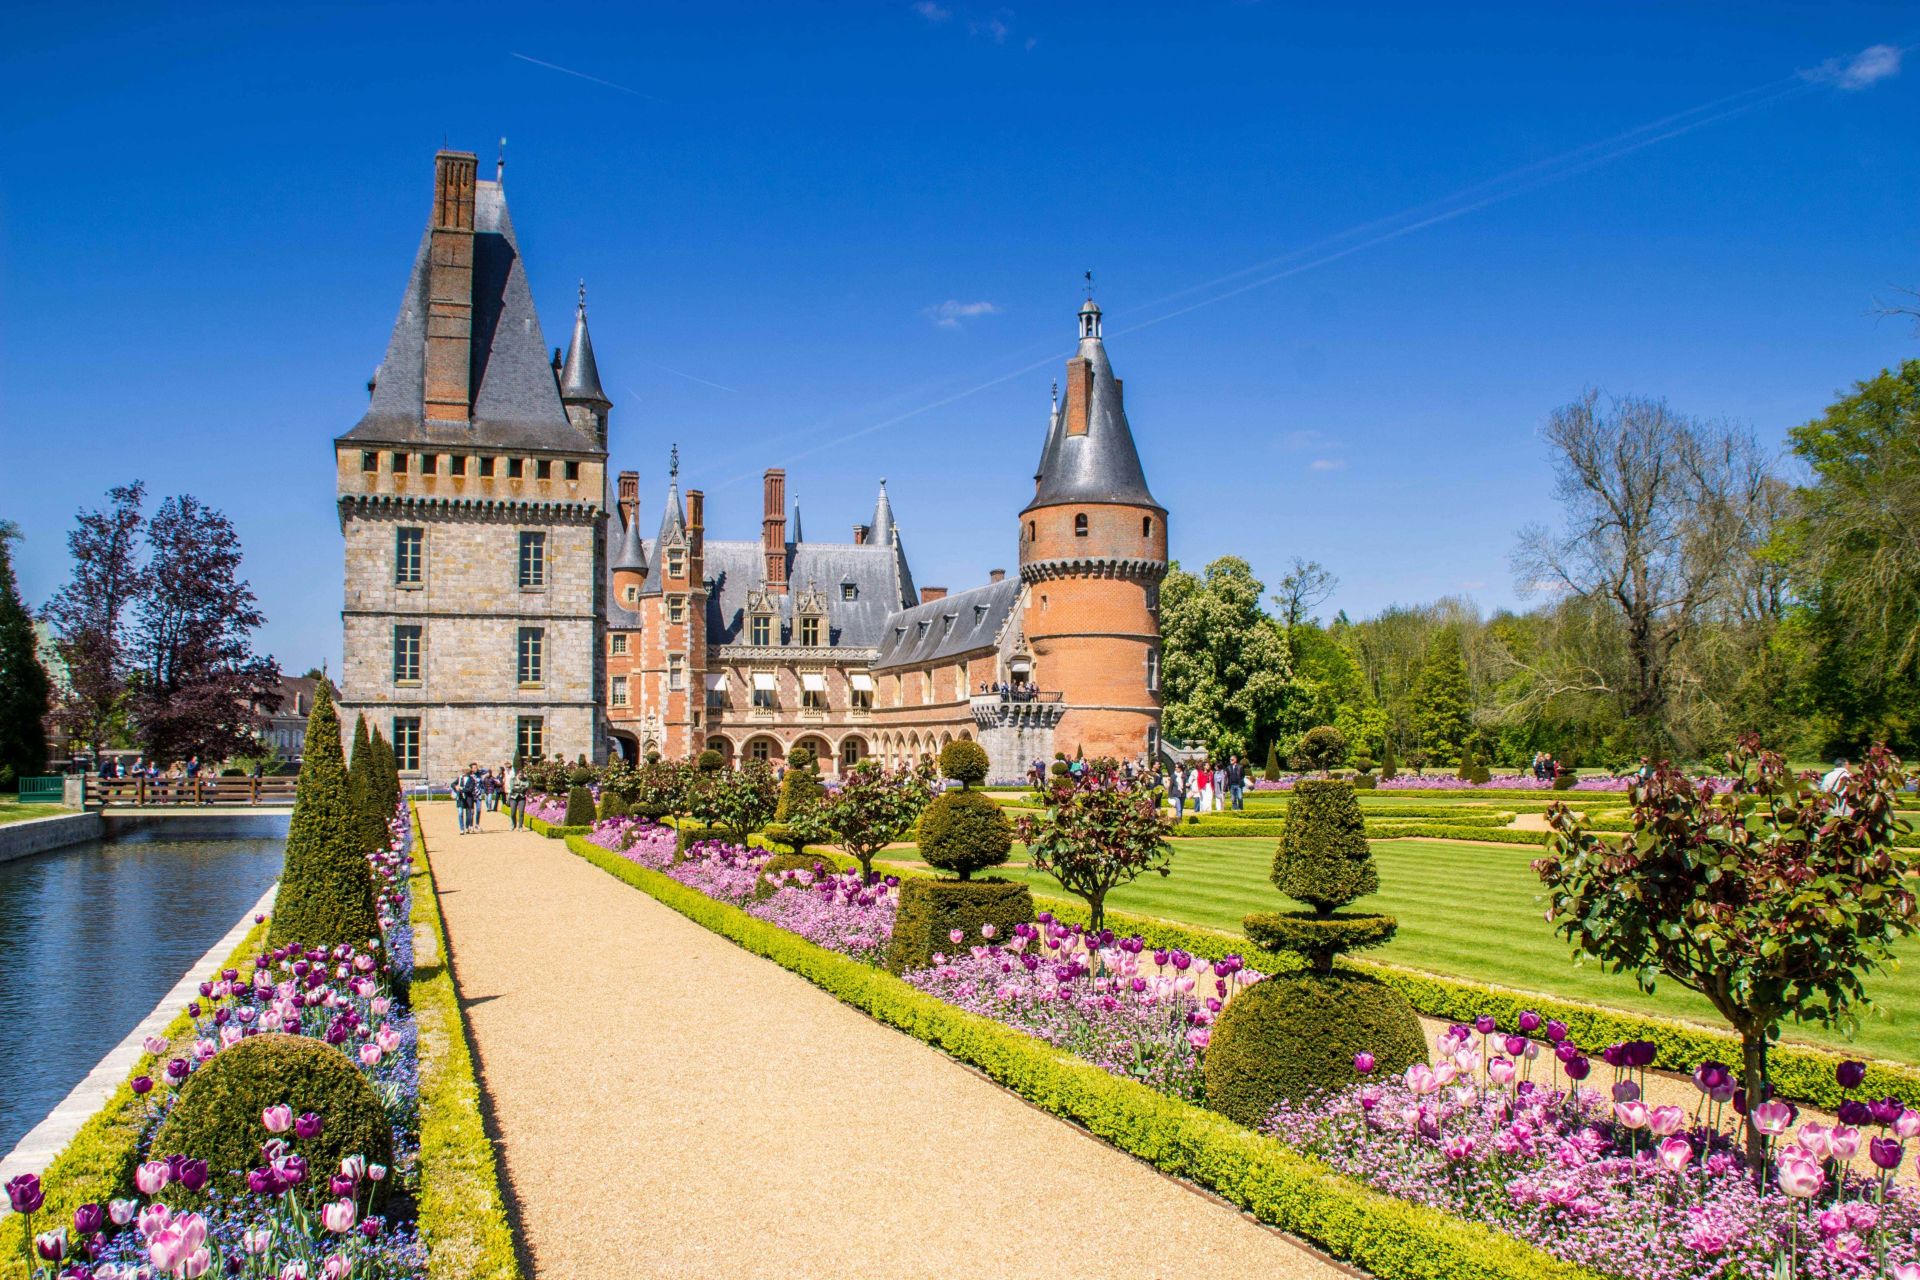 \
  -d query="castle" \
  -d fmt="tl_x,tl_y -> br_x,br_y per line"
336,149 -> 1166,783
